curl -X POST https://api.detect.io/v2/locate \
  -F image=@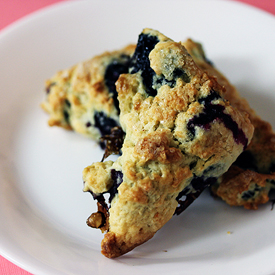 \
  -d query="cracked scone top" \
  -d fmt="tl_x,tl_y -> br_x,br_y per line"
83,29 -> 254,258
